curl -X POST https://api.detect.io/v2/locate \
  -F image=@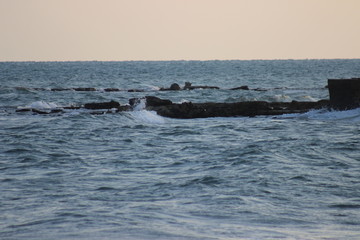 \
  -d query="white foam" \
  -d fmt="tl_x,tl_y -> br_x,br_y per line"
301,95 -> 318,101
272,94 -> 292,102
25,101 -> 59,109
144,85 -> 160,91
179,99 -> 191,104
129,110 -> 166,124
133,98 -> 147,111
129,97 -> 165,123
